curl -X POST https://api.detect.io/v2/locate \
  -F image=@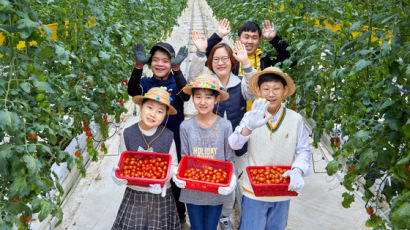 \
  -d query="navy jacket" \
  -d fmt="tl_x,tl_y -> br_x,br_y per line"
128,68 -> 190,156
